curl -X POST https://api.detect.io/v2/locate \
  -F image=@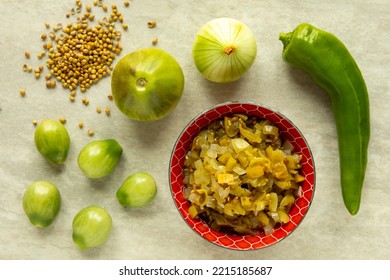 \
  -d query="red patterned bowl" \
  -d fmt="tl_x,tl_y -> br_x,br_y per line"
169,102 -> 315,250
